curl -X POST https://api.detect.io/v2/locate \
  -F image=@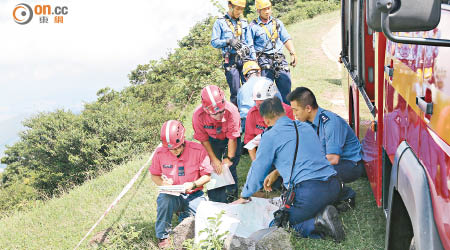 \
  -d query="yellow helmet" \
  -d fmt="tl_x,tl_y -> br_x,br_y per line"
255,0 -> 272,10
243,61 -> 261,76
230,0 -> 246,8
